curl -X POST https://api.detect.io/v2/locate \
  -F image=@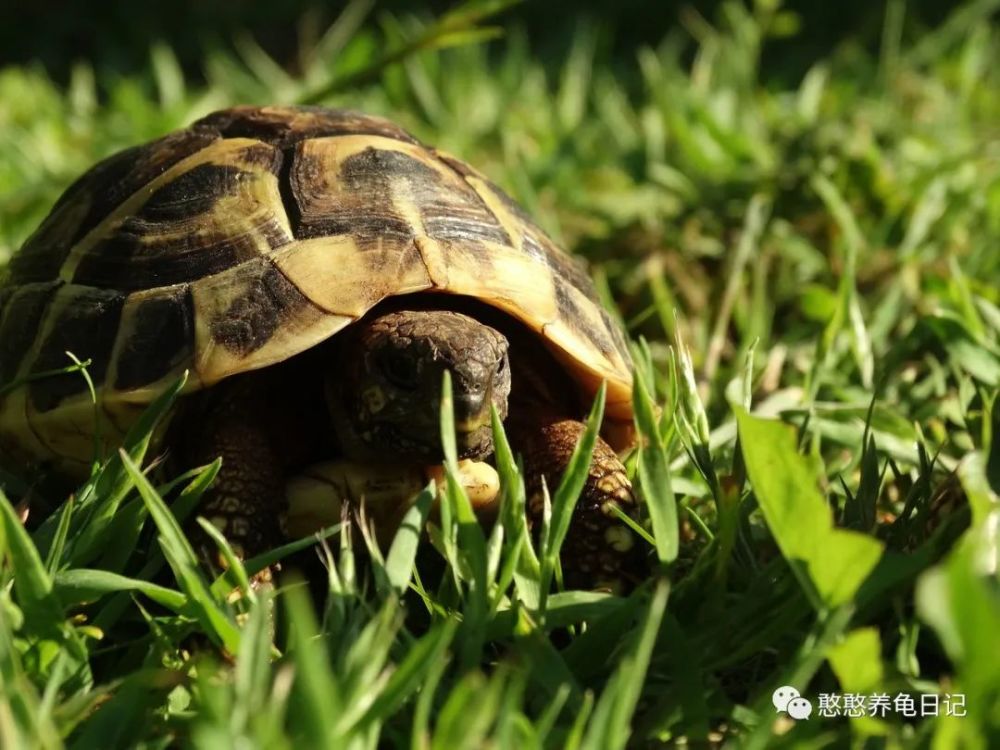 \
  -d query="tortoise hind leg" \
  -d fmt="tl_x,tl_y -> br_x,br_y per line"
513,418 -> 644,592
